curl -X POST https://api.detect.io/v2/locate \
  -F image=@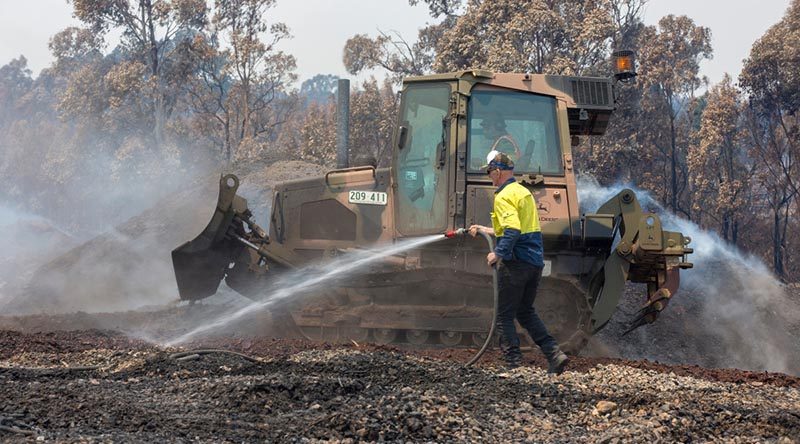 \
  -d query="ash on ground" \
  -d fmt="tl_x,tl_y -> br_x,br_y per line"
1,330 -> 798,443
